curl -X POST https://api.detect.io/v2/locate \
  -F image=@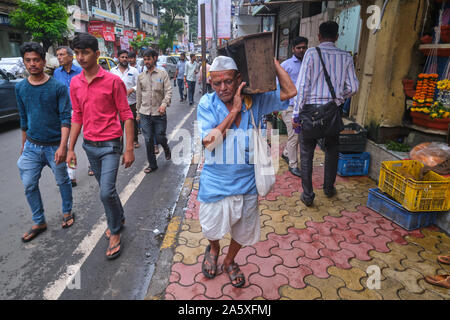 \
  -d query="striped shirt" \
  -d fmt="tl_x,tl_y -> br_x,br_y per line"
293,42 -> 359,118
